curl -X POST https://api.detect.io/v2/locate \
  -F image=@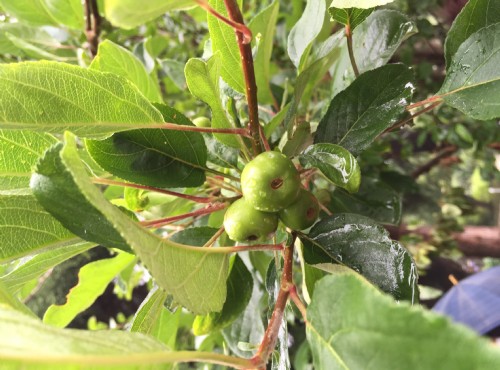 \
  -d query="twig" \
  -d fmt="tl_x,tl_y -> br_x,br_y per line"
250,237 -> 296,368
84,0 -> 101,58
141,203 -> 227,228
289,285 -> 308,322
202,226 -> 226,248
406,95 -> 443,111
92,178 -> 213,203
195,0 -> 252,44
151,123 -> 252,138
384,101 -> 442,133
411,145 -> 458,179
345,24 -> 359,78
223,0 -> 270,154
319,202 -> 333,216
